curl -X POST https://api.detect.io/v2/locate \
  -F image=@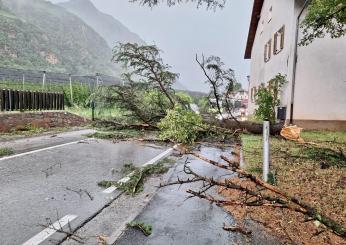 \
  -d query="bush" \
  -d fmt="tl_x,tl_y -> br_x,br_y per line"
254,74 -> 287,123
158,106 -> 205,144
